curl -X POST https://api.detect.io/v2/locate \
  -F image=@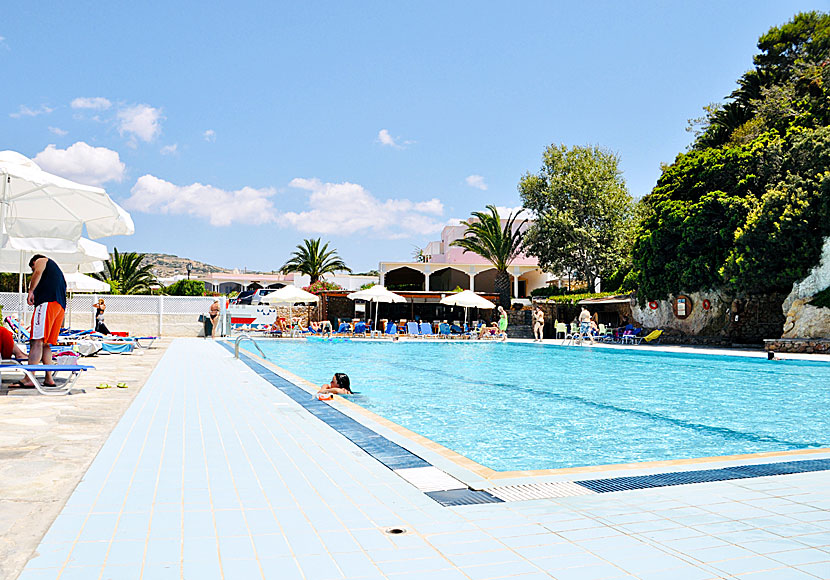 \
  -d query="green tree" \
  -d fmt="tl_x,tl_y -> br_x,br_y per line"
93,248 -> 157,295
450,205 -> 526,307
519,144 -> 634,292
280,238 -> 350,284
